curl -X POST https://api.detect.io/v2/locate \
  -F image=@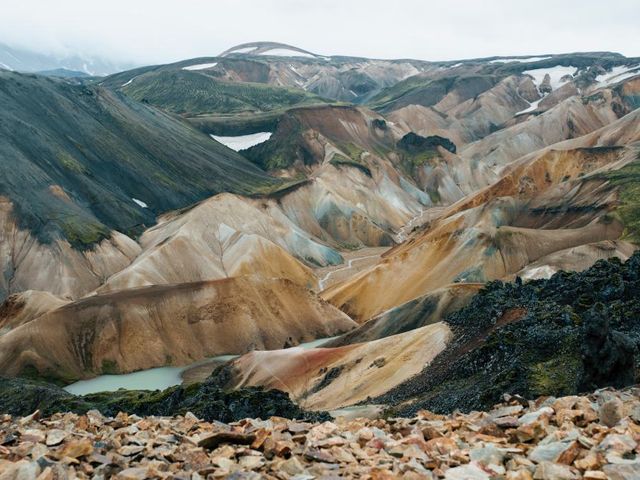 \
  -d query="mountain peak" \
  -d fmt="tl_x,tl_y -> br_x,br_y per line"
219,41 -> 323,59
